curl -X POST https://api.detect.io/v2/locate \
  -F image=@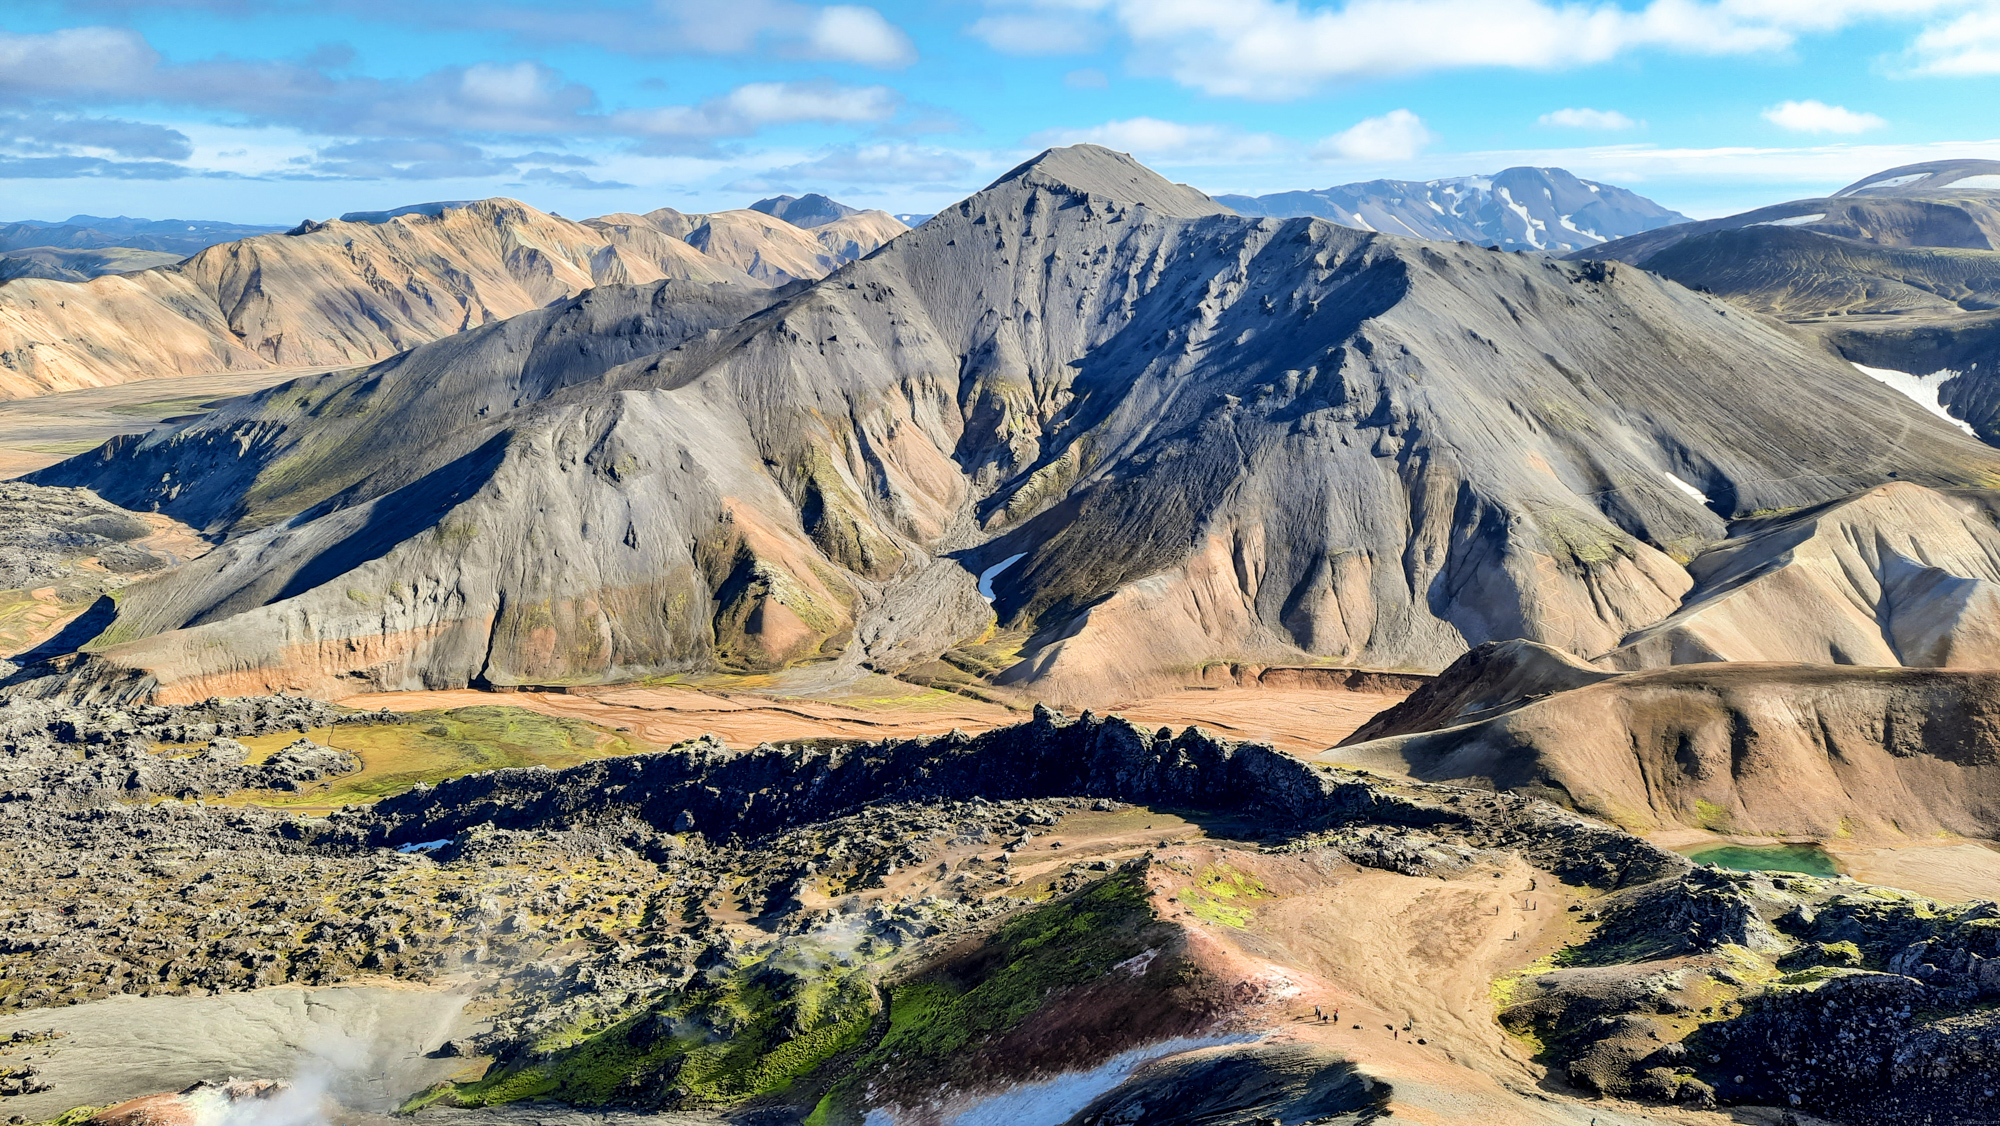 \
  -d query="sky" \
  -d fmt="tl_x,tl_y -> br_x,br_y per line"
1,0 -> 1998,226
